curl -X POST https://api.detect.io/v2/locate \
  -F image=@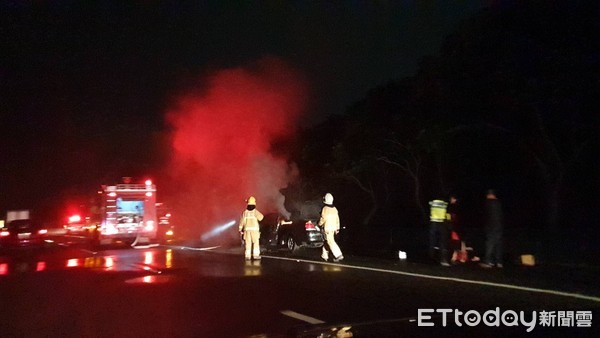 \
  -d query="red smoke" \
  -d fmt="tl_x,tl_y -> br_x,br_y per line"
165,57 -> 307,242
